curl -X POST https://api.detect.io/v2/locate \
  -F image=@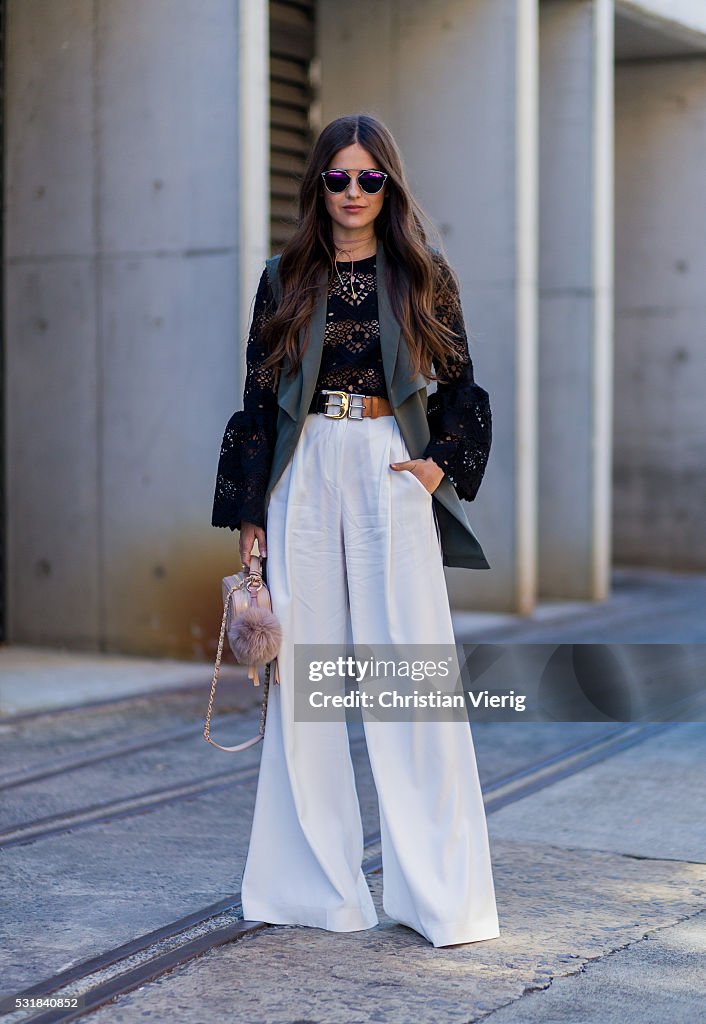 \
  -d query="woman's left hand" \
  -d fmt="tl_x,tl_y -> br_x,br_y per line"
389,456 -> 445,494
